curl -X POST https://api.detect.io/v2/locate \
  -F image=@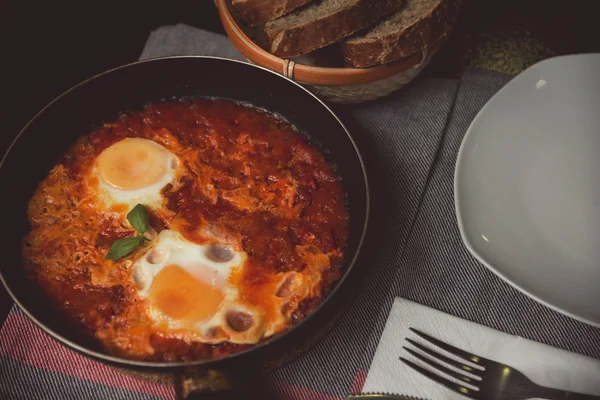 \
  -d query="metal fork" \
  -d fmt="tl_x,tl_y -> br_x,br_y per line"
400,328 -> 600,400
